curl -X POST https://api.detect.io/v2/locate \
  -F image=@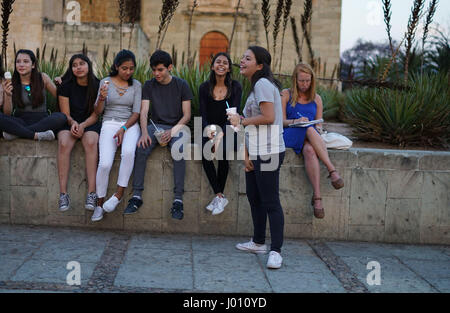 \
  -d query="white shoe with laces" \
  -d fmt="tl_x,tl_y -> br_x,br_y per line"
212,196 -> 228,215
267,251 -> 283,269
206,196 -> 220,212
235,239 -> 268,254
91,206 -> 104,222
